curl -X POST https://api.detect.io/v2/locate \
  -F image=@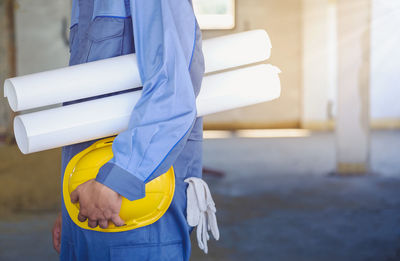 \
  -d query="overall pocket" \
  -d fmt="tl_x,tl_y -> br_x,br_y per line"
110,241 -> 184,261
87,16 -> 125,62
